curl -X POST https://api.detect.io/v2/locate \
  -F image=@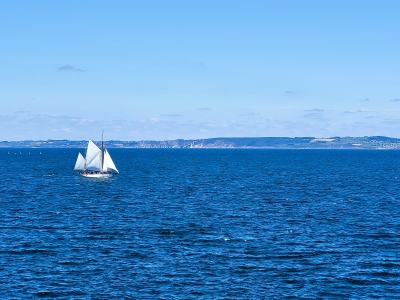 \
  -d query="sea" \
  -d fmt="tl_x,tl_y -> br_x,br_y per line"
1,148 -> 399,299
